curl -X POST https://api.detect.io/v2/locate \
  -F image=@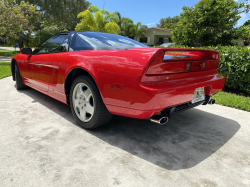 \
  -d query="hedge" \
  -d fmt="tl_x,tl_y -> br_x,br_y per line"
164,45 -> 250,94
